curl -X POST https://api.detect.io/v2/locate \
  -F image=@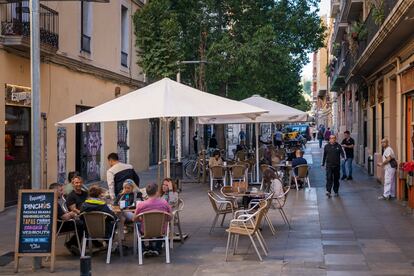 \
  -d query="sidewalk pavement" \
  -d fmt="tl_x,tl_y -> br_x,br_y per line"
2,142 -> 414,275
